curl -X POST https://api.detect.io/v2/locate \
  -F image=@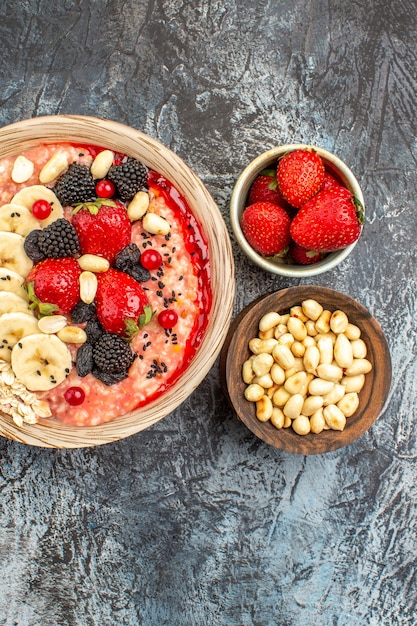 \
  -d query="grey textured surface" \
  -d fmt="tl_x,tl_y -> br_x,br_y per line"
0,1 -> 416,625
